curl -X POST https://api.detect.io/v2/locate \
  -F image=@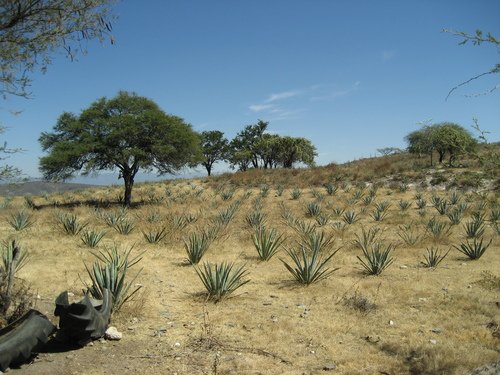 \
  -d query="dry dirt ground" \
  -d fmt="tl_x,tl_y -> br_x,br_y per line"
0,181 -> 499,374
